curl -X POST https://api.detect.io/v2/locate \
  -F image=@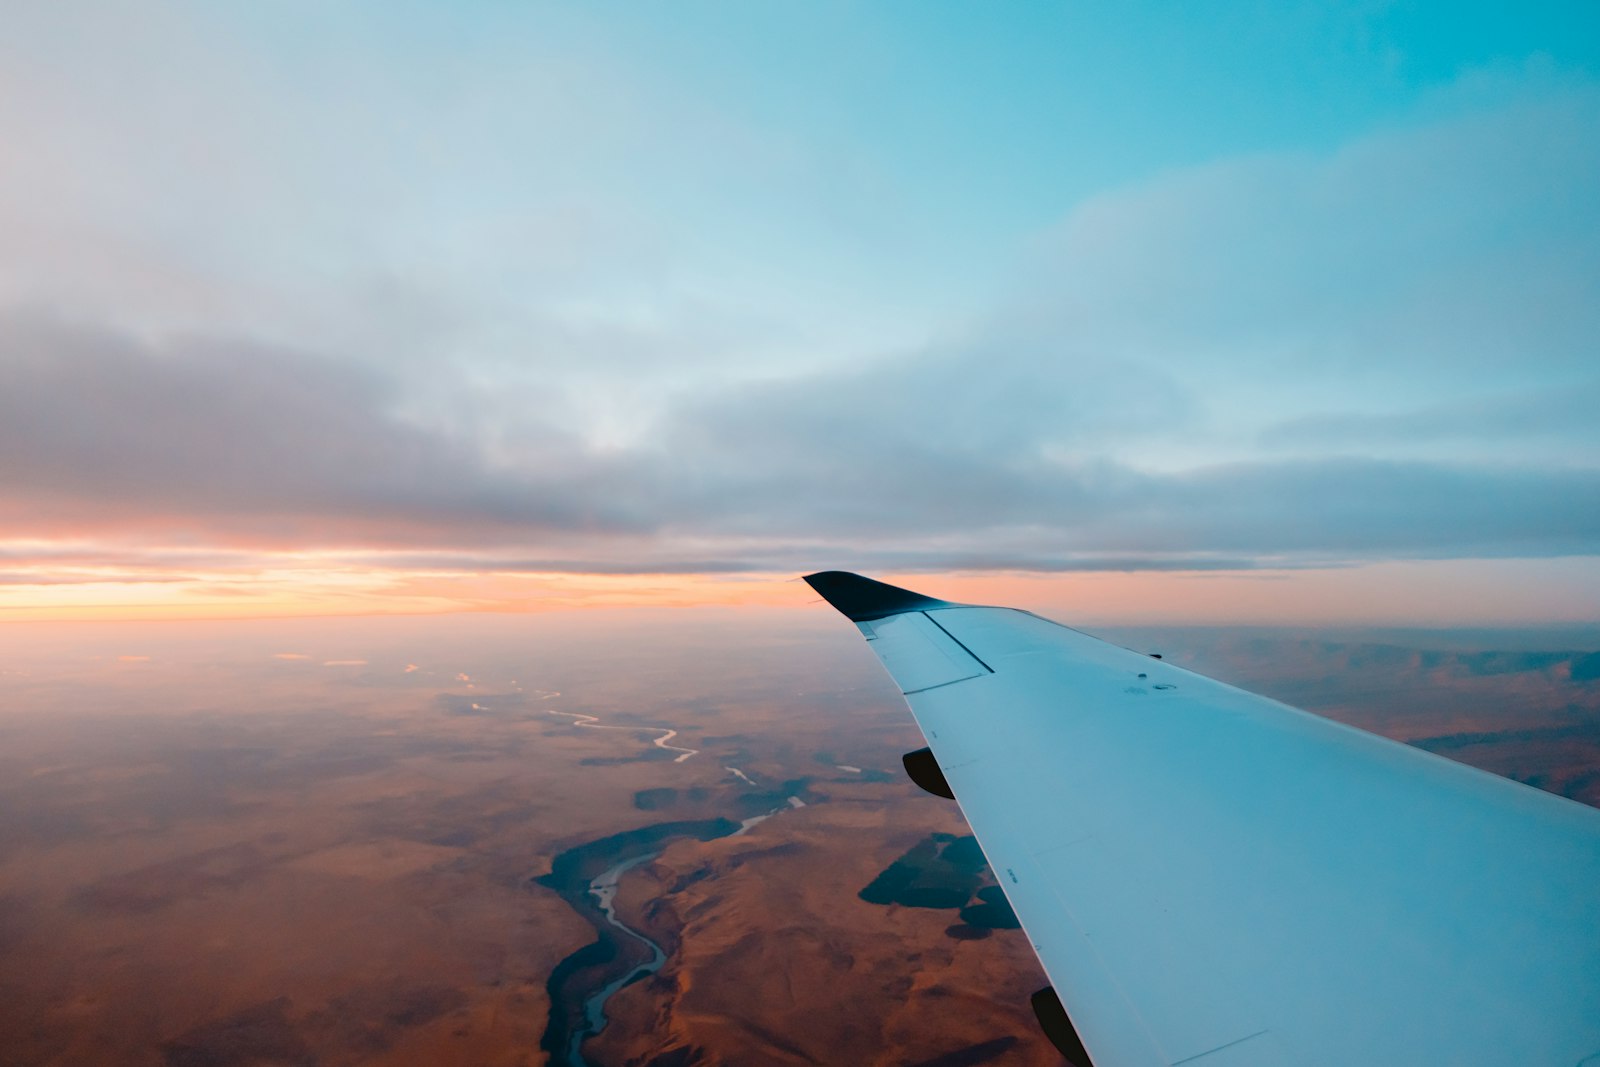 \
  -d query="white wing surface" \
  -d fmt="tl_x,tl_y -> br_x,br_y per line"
804,571 -> 1600,1067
